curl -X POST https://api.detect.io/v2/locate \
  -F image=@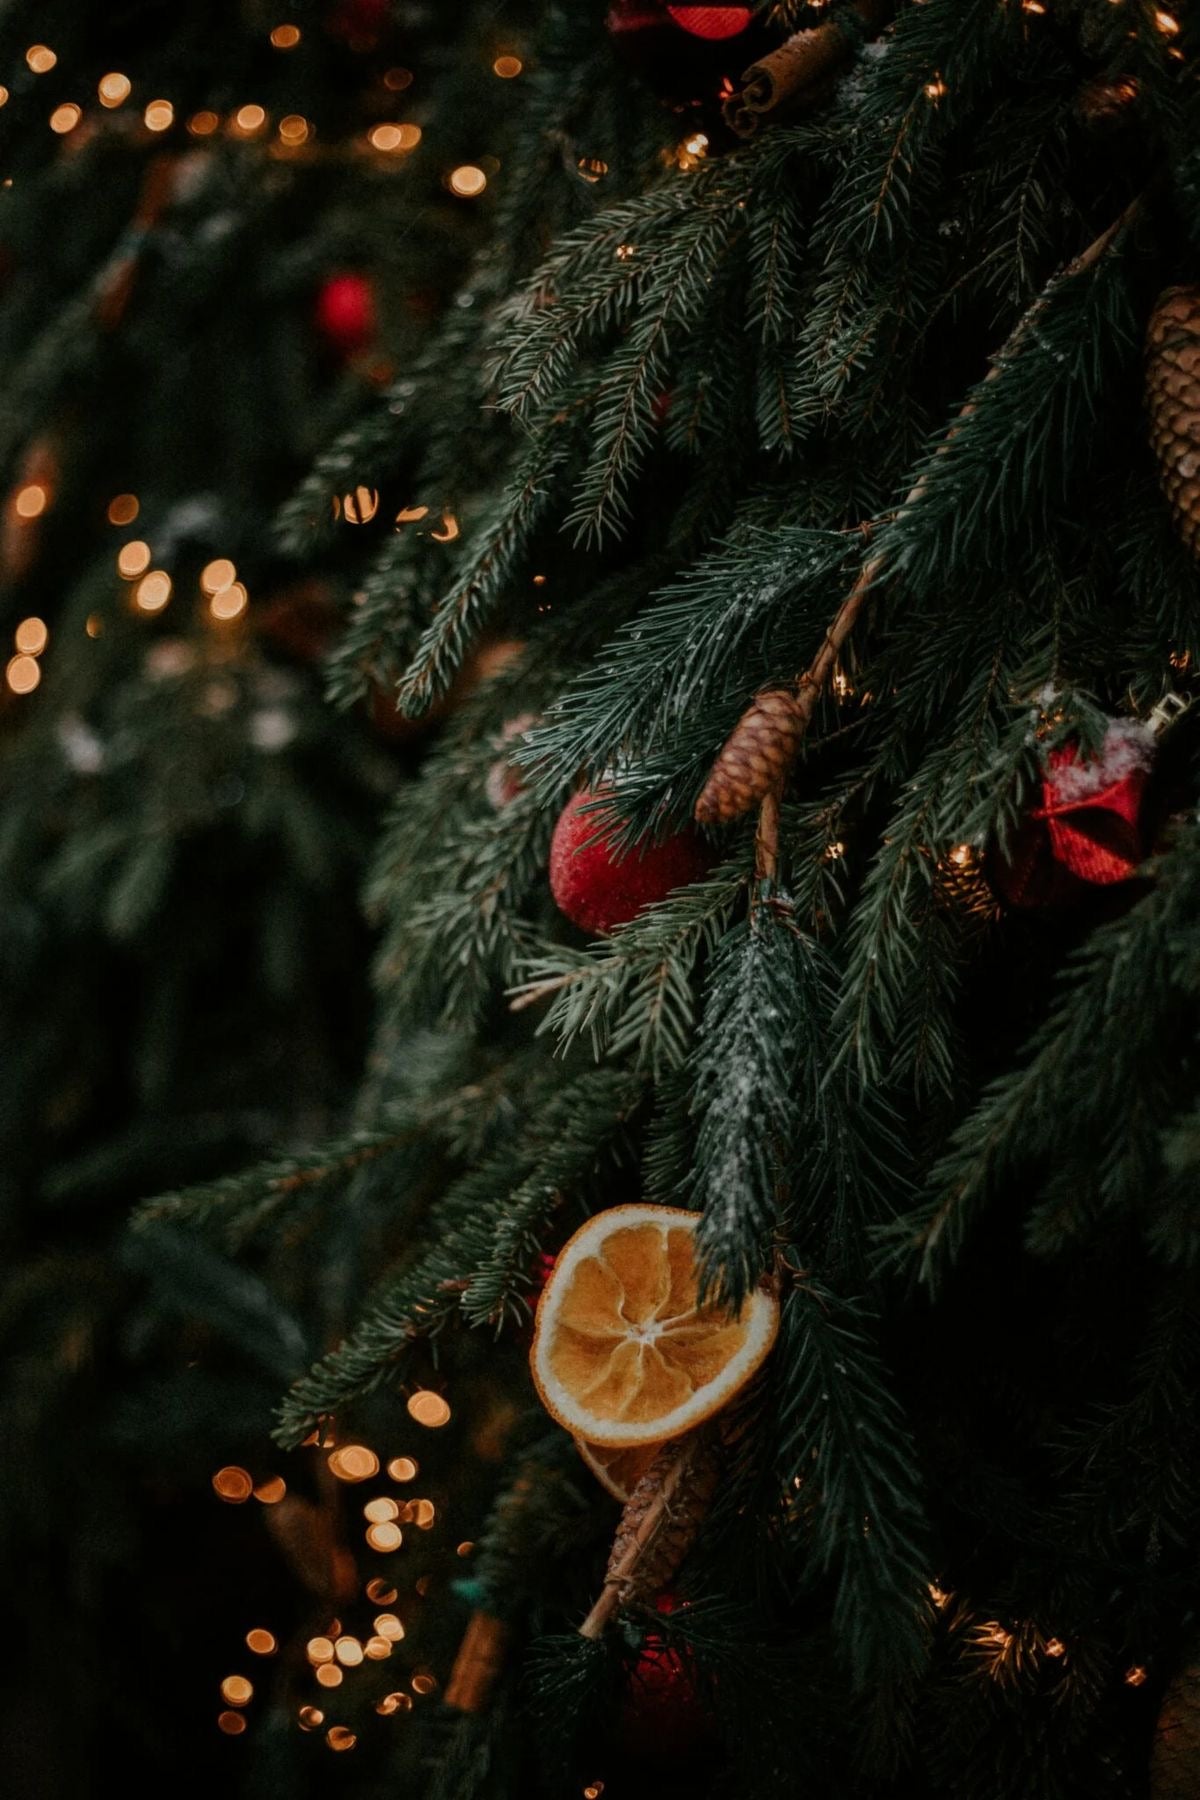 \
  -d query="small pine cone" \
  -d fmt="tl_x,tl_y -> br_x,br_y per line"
1146,285 -> 1200,560
580,1433 -> 719,1638
695,687 -> 804,825
1152,1649 -> 1200,1798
